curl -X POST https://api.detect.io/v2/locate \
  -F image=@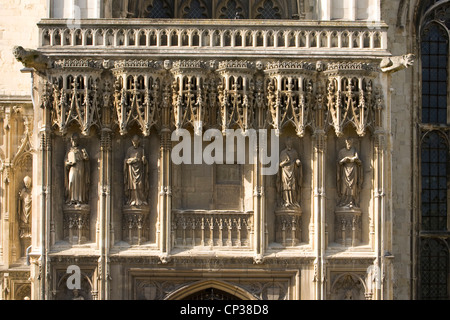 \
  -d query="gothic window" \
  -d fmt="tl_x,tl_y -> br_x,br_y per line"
182,0 -> 208,19
420,238 -> 449,299
255,0 -> 282,19
421,131 -> 448,231
146,0 -> 173,18
421,23 -> 448,123
218,0 -> 245,19
418,0 -> 450,301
